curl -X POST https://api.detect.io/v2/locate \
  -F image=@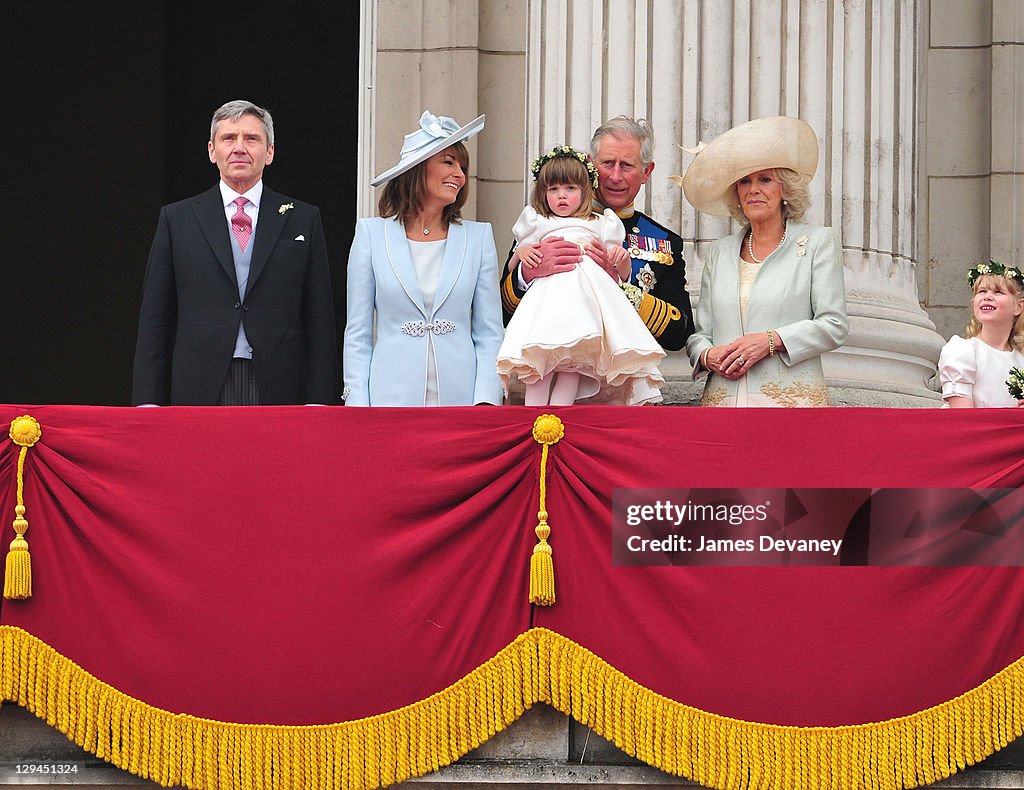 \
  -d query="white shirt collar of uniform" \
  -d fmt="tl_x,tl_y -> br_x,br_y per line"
219,179 -> 264,211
